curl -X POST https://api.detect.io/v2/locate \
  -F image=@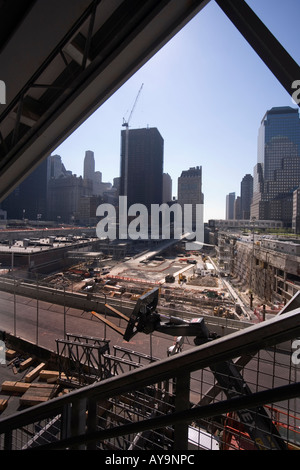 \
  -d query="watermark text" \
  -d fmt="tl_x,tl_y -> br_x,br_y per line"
96,196 -> 204,250
0,340 -> 5,364
291,80 -> 300,105
292,340 -> 300,365
0,80 -> 6,104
